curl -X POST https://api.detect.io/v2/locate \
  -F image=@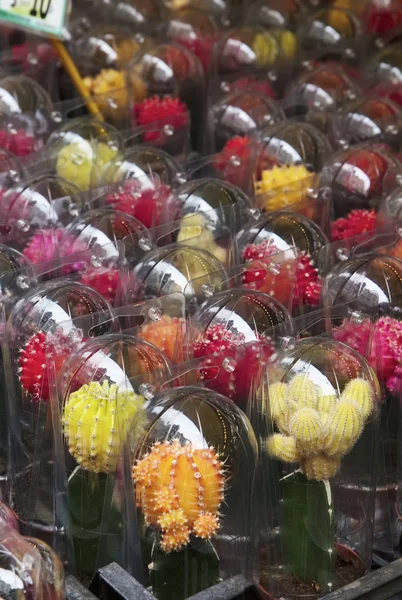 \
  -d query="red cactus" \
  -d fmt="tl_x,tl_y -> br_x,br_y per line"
231,76 -> 276,98
18,332 -> 68,402
333,316 -> 402,392
331,209 -> 377,241
80,268 -> 120,305
134,96 -> 190,143
106,180 -> 174,229
193,323 -> 274,404
0,129 -> 35,157
242,243 -> 321,308
366,2 -> 402,35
